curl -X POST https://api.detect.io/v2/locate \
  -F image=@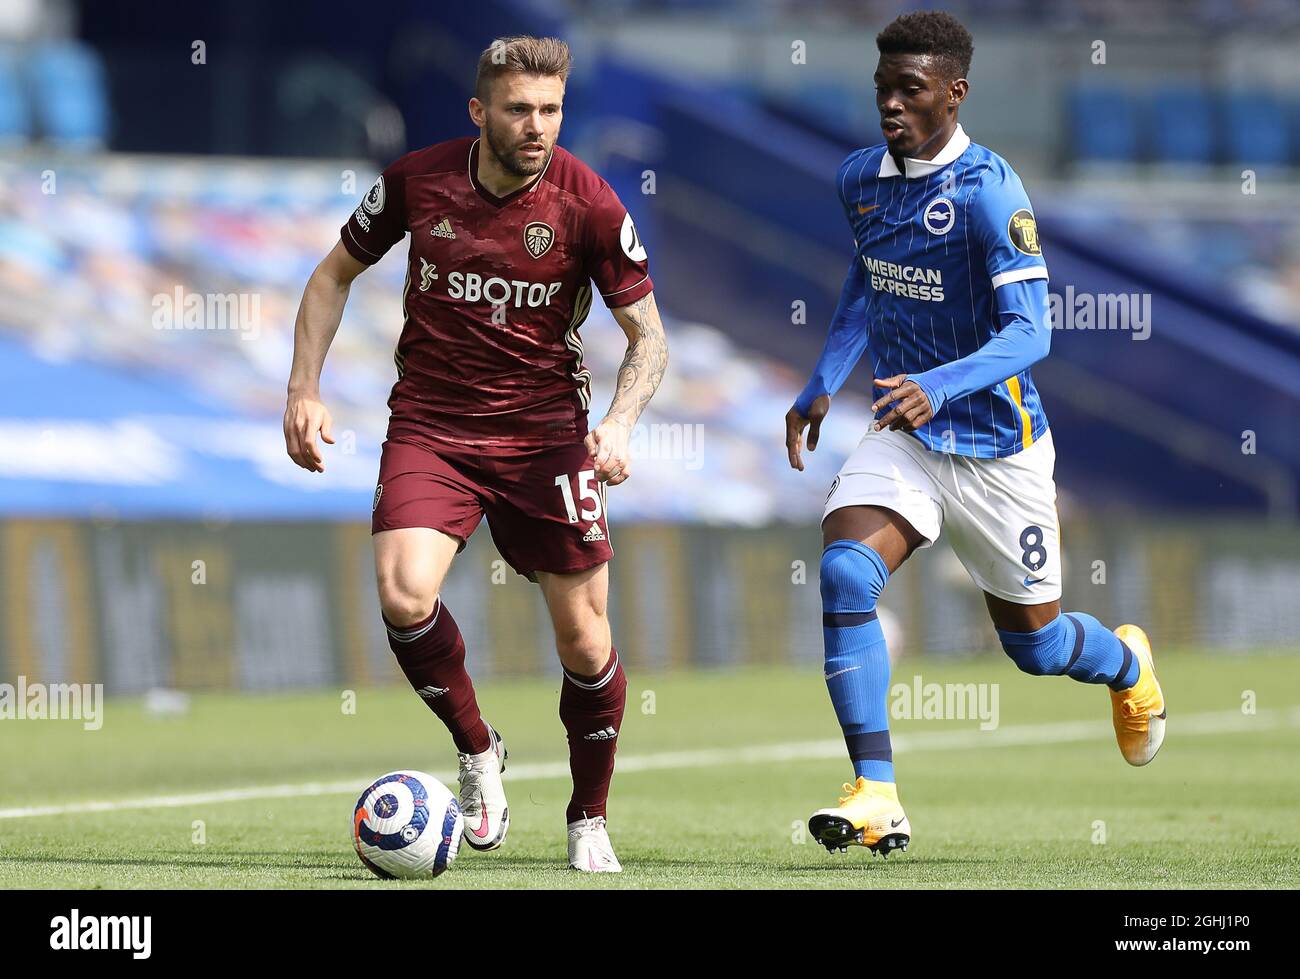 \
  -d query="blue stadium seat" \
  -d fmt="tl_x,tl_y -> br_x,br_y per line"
1222,92 -> 1288,167
0,49 -> 31,142
1151,87 -> 1215,164
1068,86 -> 1140,163
26,41 -> 109,147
